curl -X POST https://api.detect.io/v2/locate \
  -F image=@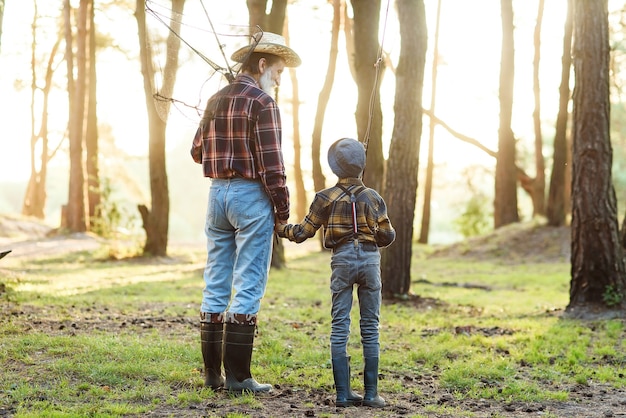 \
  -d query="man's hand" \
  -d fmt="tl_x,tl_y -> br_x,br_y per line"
274,222 -> 288,237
